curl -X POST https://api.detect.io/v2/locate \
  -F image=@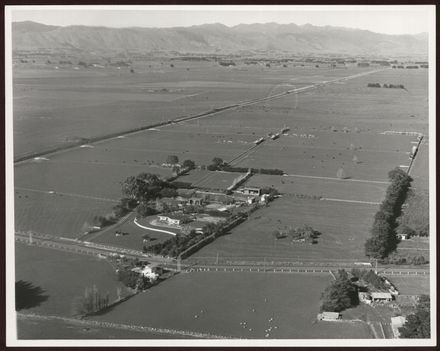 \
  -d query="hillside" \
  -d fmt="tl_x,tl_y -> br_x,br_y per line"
12,21 -> 427,56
